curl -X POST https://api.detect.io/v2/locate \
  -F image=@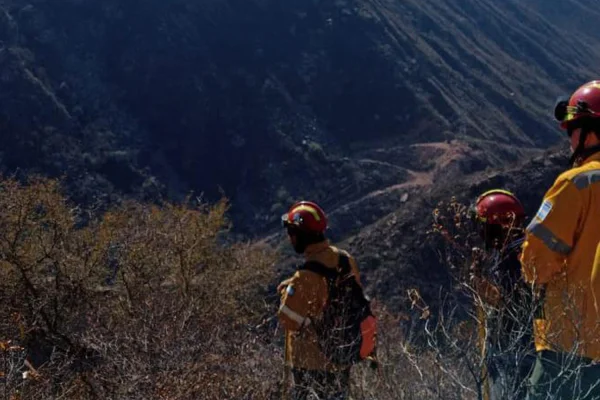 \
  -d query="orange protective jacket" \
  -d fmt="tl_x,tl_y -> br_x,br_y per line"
277,241 -> 361,371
